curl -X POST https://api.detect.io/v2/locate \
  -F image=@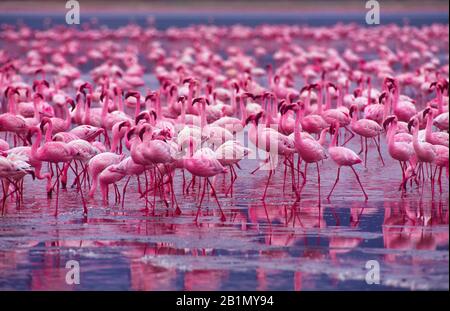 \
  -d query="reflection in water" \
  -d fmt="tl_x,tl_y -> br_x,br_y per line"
0,137 -> 448,290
